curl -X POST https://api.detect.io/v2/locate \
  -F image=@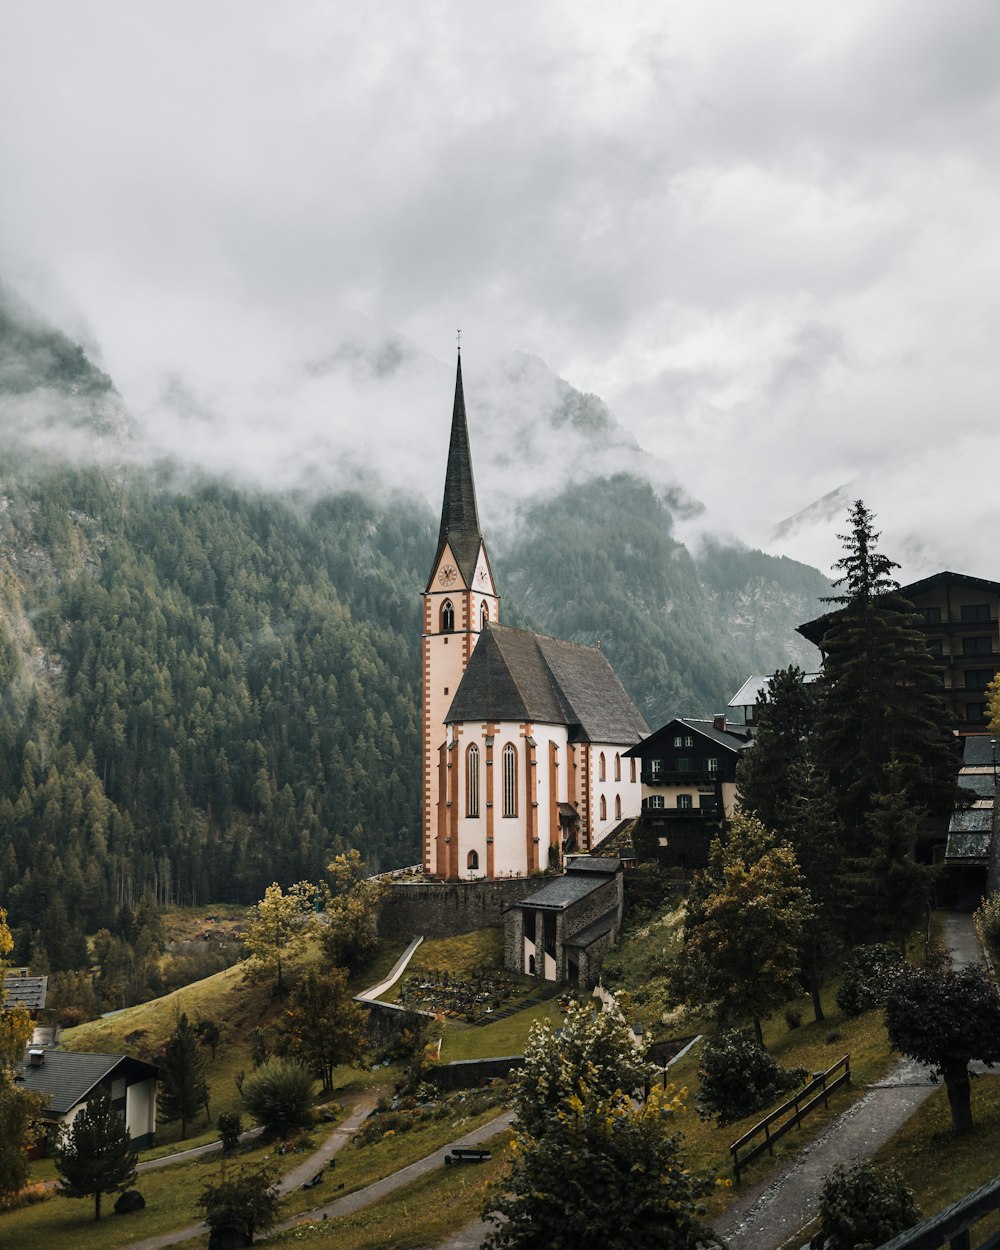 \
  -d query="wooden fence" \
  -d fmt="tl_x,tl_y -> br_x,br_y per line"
730,1053 -> 851,1185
